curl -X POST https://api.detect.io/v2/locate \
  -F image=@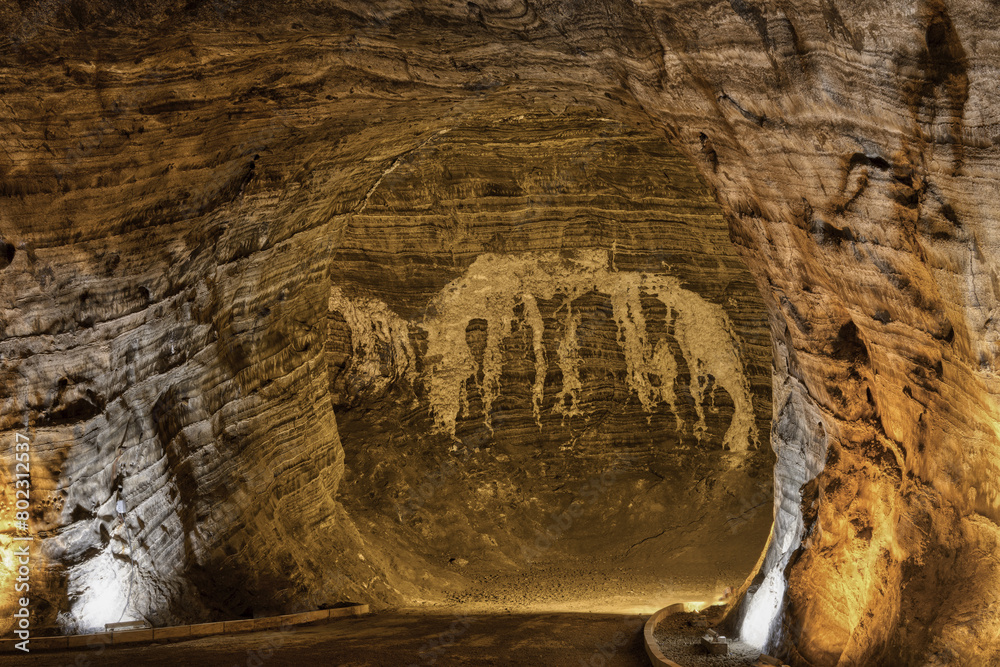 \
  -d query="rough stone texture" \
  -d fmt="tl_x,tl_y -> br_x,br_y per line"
327,109 -> 774,612
0,0 -> 772,644
1,0 -> 998,665
623,5 -> 1000,667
